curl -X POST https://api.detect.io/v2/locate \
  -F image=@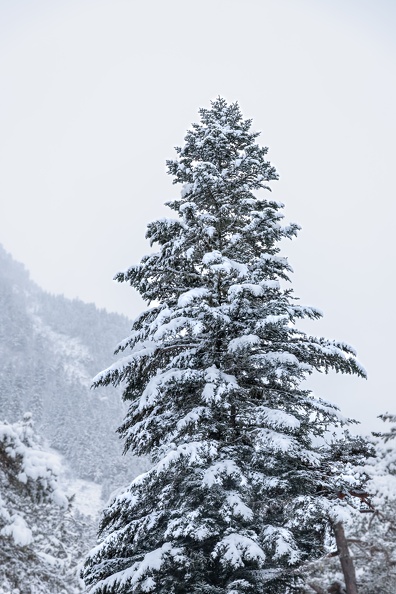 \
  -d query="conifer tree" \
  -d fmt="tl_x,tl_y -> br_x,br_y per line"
306,417 -> 396,594
0,414 -> 88,593
83,98 -> 367,594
